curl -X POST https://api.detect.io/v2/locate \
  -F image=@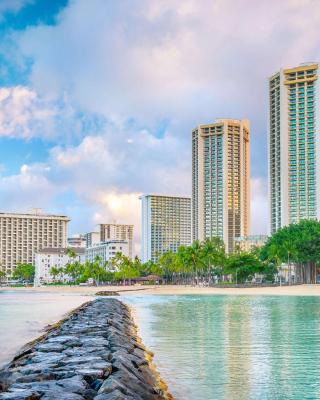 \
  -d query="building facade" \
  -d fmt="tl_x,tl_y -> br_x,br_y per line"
84,232 -> 100,248
34,247 -> 85,285
192,119 -> 250,253
0,211 -> 69,276
67,234 -> 86,248
140,194 -> 191,263
85,240 -> 129,267
269,63 -> 320,233
234,235 -> 268,252
100,223 -> 134,259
